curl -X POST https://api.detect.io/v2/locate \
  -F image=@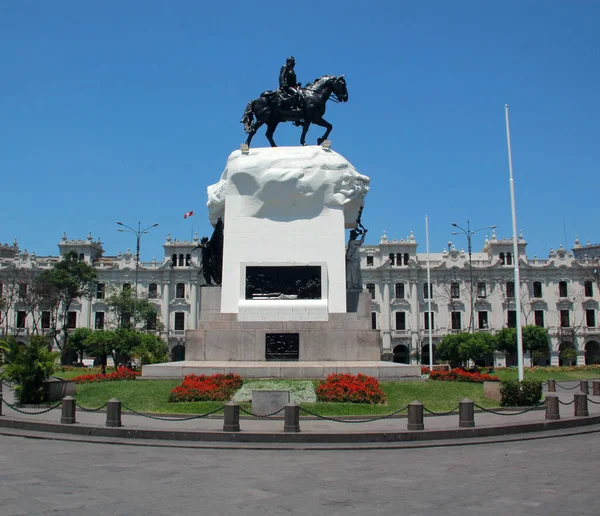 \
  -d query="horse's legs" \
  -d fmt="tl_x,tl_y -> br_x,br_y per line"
313,118 -> 333,145
300,121 -> 311,146
265,121 -> 279,147
245,120 -> 264,147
